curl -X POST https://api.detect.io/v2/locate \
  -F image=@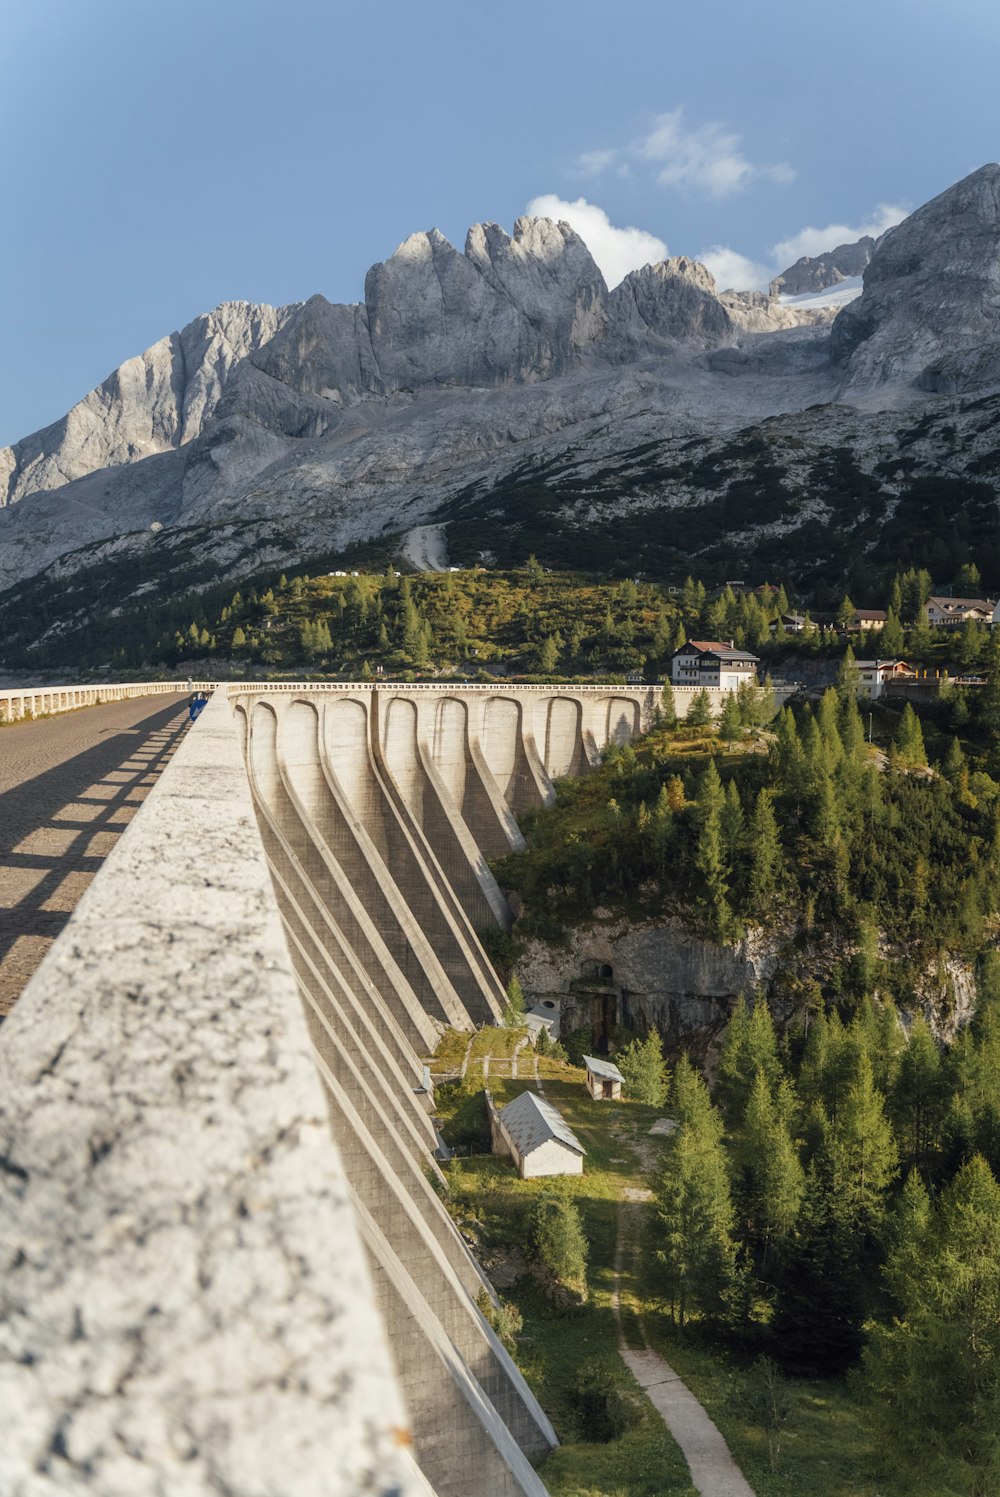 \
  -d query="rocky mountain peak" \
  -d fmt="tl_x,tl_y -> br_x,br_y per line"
831,162 -> 1000,389
770,236 -> 875,297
